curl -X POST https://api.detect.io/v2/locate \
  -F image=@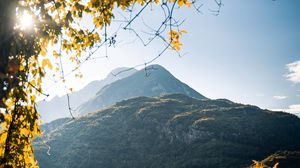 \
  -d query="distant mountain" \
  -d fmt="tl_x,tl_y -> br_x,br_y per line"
37,67 -> 137,123
35,94 -> 300,168
78,65 -> 206,116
